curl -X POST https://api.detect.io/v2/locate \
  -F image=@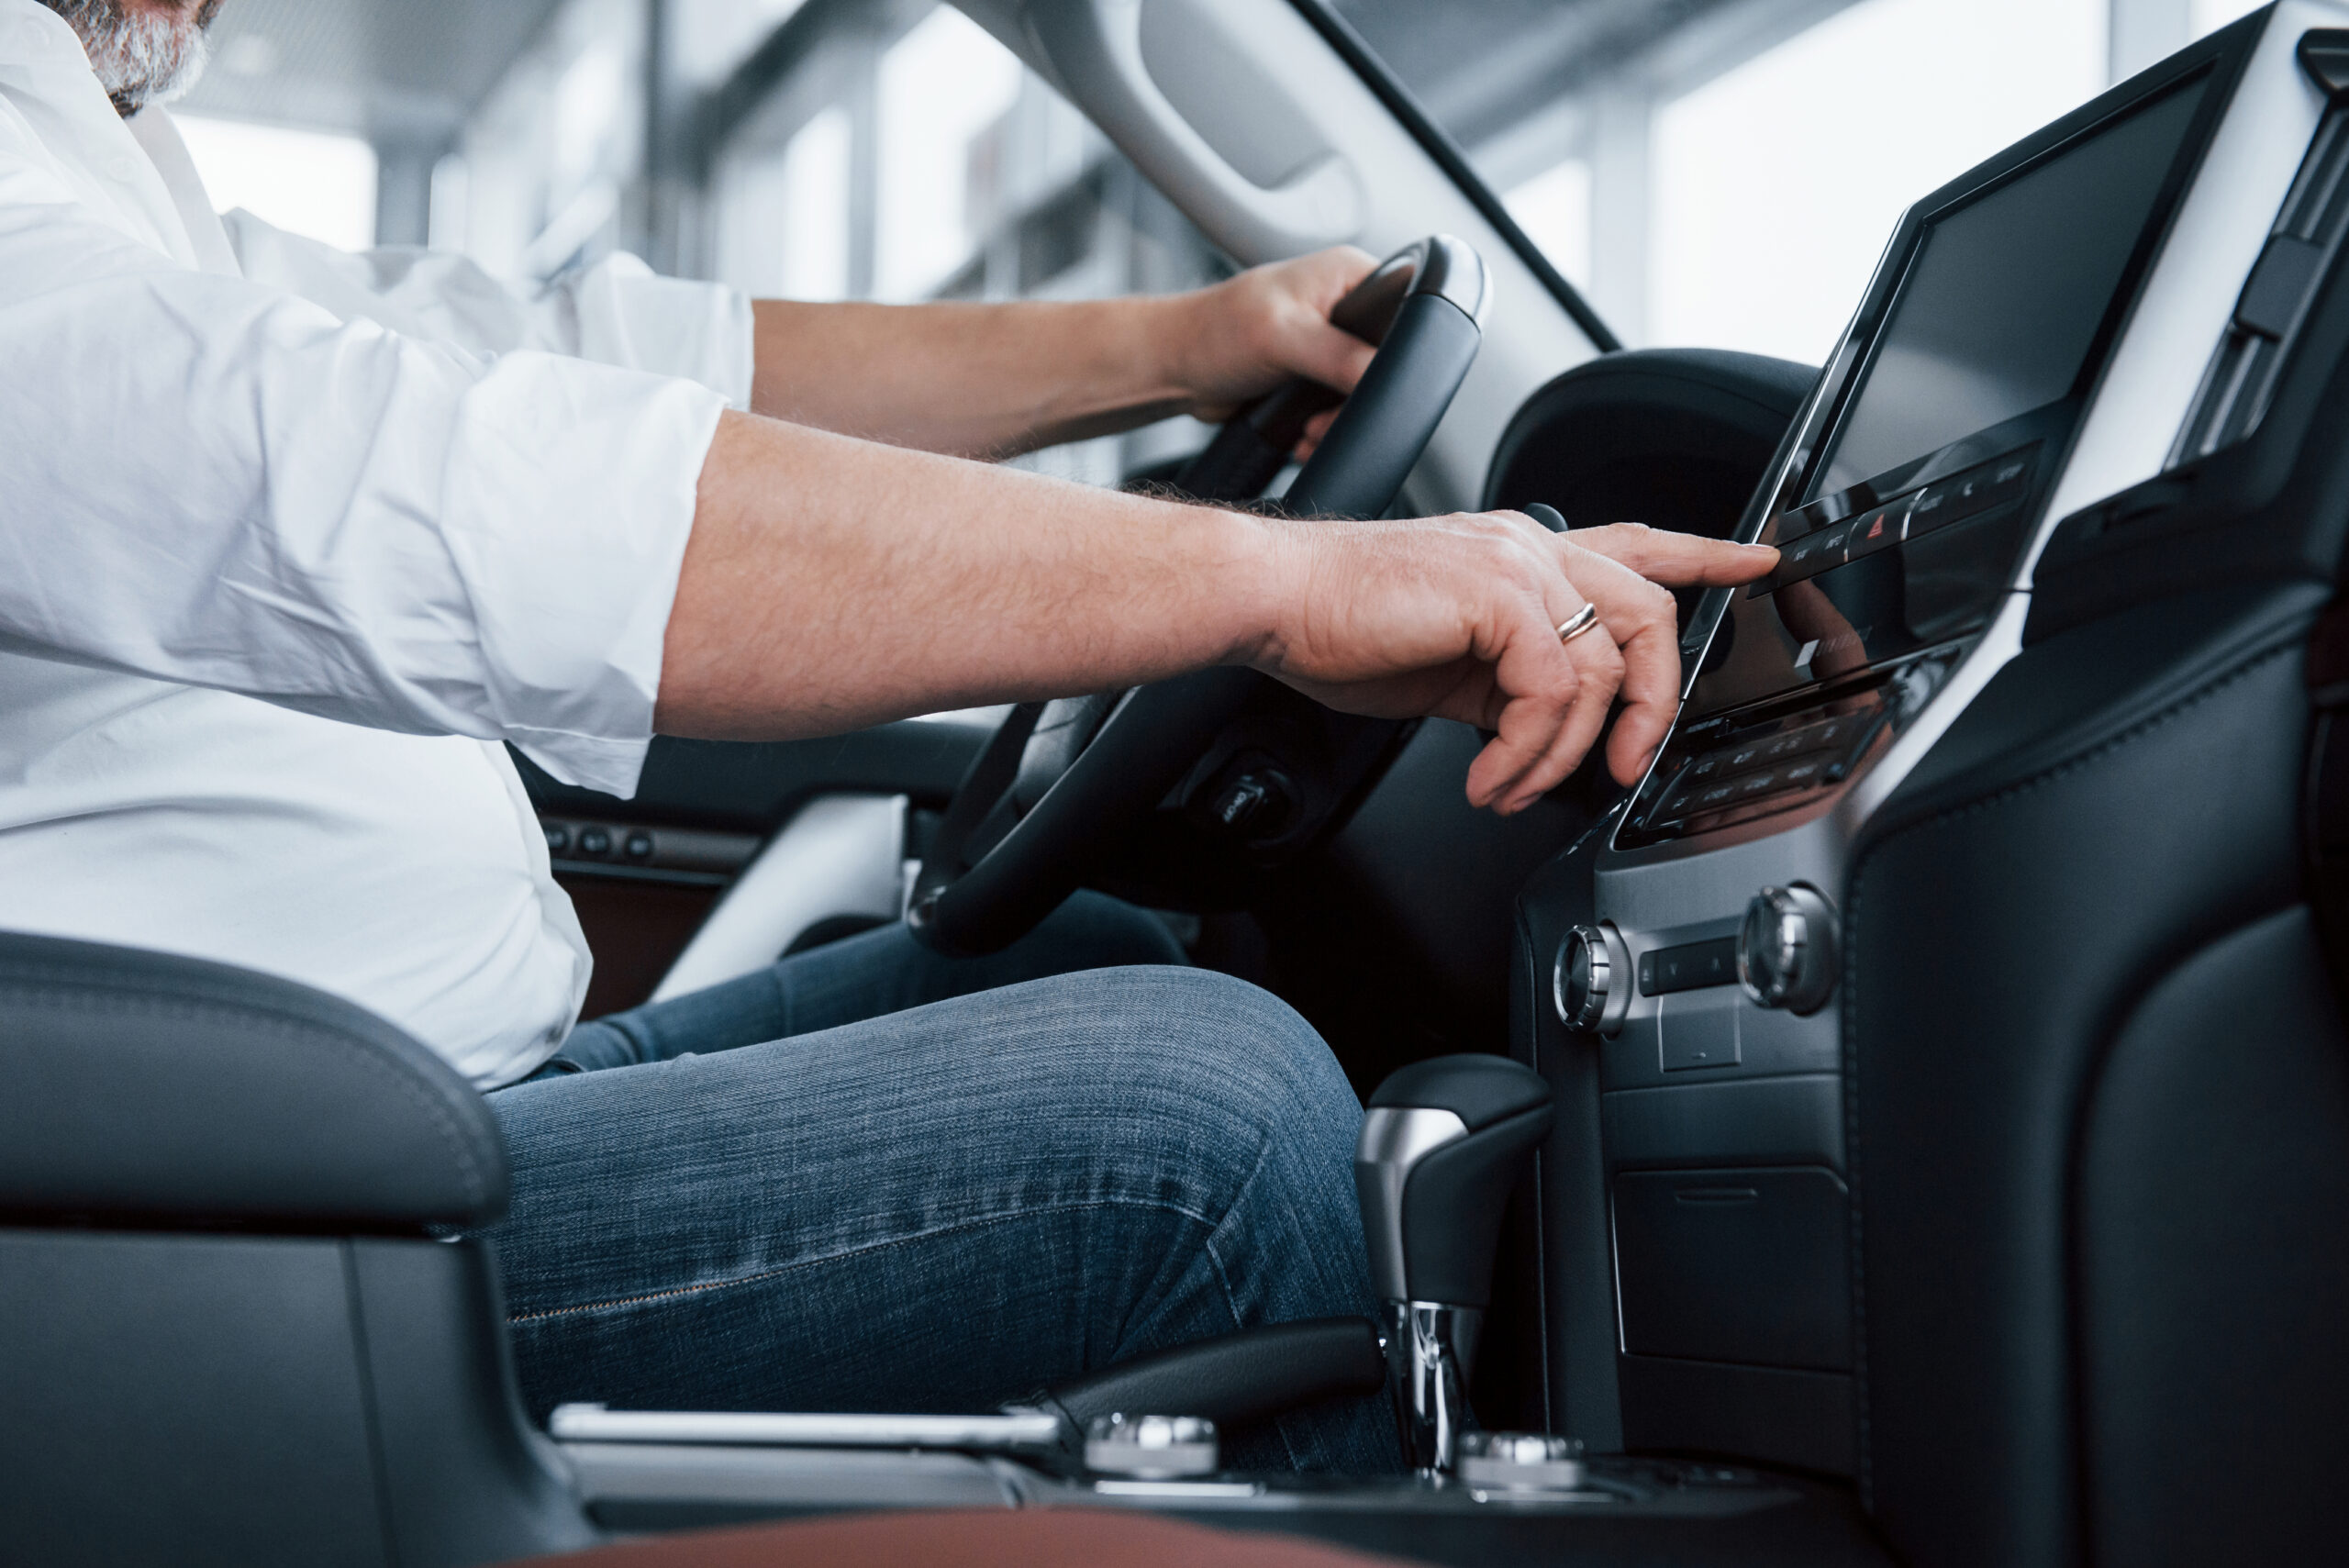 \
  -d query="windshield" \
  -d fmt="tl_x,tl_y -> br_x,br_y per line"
1328,0 -> 2265,363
